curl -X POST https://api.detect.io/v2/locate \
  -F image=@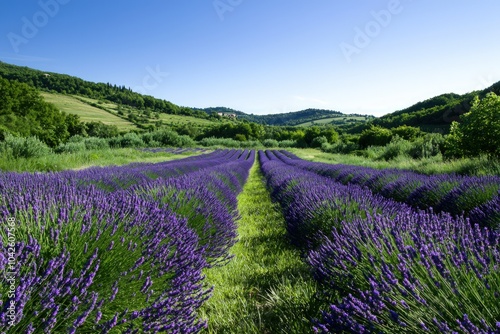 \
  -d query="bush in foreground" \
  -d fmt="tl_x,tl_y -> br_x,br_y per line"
0,173 -> 209,333
0,134 -> 52,159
